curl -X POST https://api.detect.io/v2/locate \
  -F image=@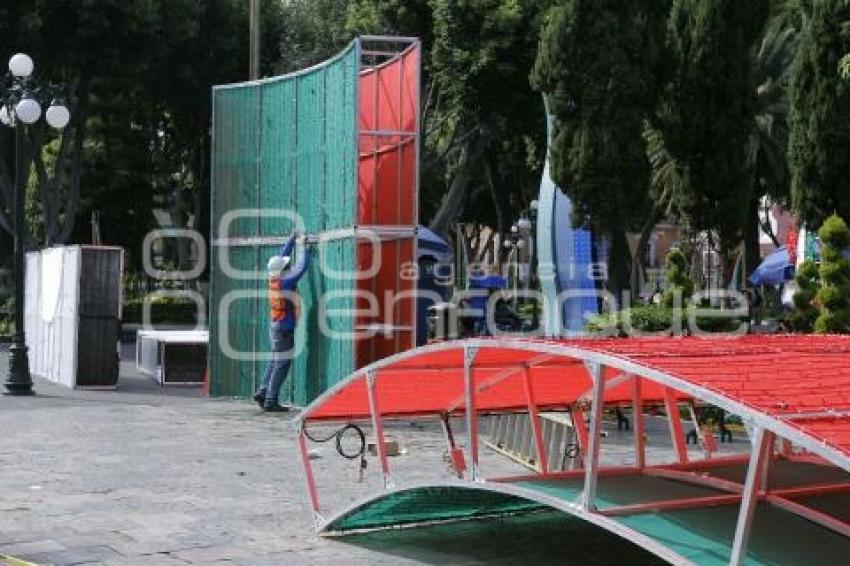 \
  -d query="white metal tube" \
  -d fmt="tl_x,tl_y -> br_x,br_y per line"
464,346 -> 480,480
631,375 -> 645,469
730,426 -> 772,566
583,361 -> 605,511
